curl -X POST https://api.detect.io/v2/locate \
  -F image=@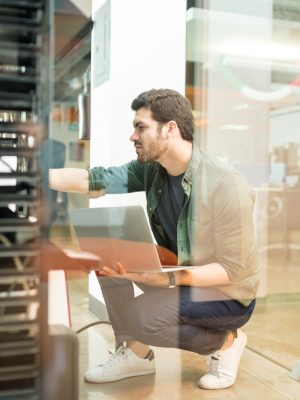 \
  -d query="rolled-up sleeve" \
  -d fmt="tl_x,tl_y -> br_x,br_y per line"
212,174 -> 257,283
88,161 -> 145,194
